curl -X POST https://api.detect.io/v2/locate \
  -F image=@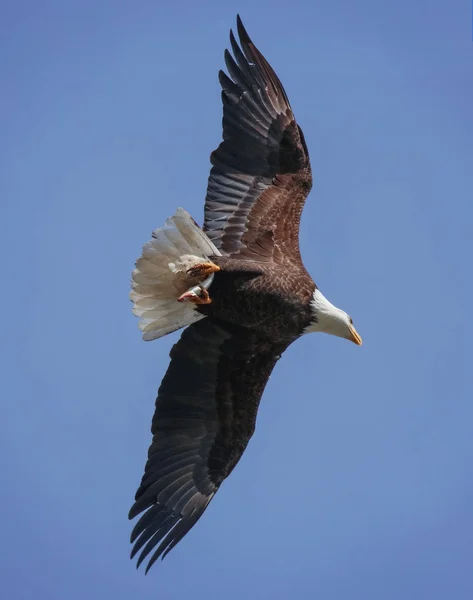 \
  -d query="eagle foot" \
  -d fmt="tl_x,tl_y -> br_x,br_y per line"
177,286 -> 212,305
186,262 -> 221,280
